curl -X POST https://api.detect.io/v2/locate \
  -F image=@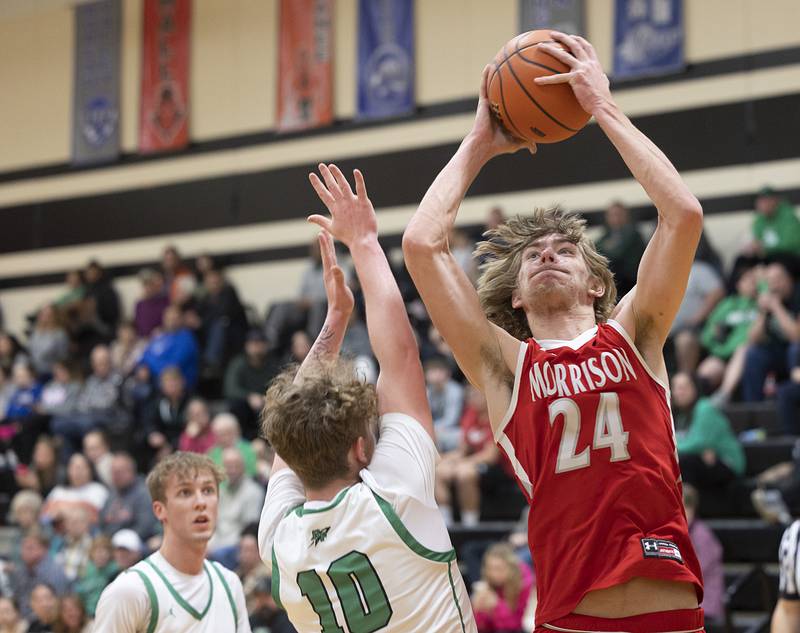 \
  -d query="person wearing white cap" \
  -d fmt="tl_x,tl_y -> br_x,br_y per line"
94,452 -> 251,632
111,529 -> 143,571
